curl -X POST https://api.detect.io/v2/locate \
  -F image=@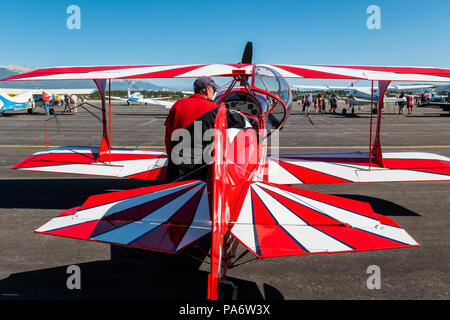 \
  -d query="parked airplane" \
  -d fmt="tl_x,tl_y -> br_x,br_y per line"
0,88 -> 35,115
3,43 -> 450,300
417,92 -> 450,113
1,88 -> 95,96
110,88 -> 174,108
0,88 -> 96,115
